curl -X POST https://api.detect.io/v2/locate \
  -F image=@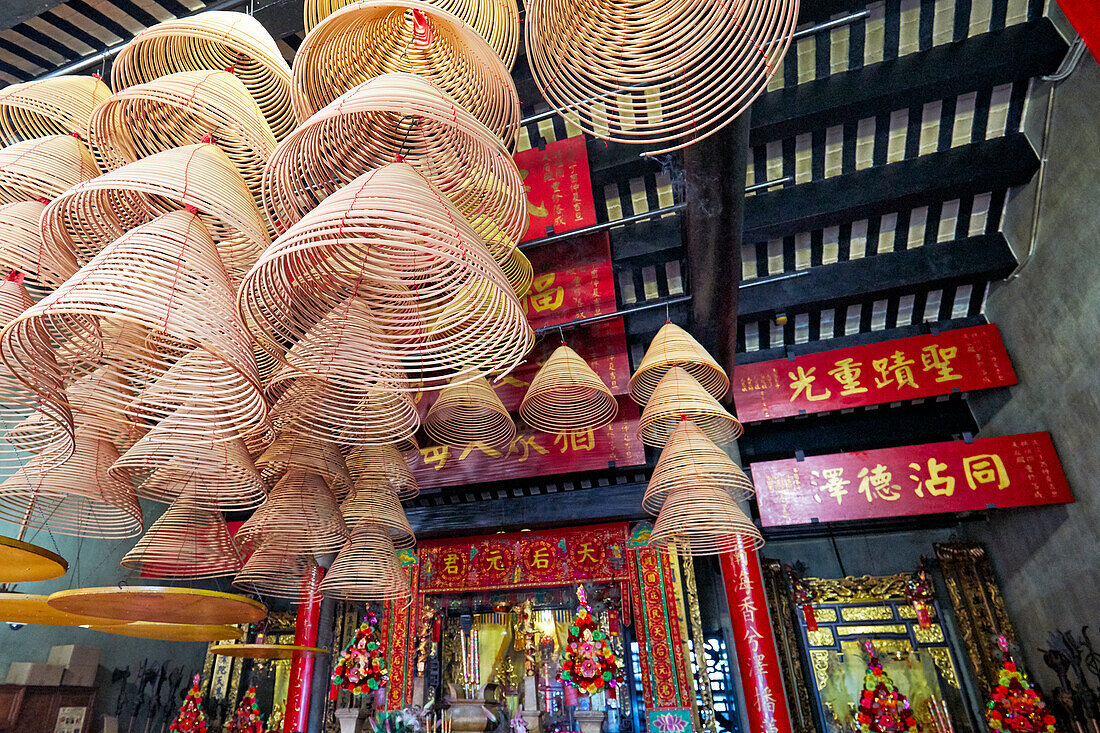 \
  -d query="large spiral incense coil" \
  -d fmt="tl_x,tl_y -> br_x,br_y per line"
519,344 -> 618,433
253,432 -> 354,498
235,470 -> 348,553
642,419 -> 754,515
120,495 -> 244,578
320,524 -> 411,602
87,70 -> 277,222
345,444 -> 418,499
637,366 -> 743,448
111,11 -> 295,141
629,322 -> 728,405
339,483 -> 415,548
425,375 -> 515,449
292,0 -> 519,147
648,484 -> 763,556
263,73 -> 526,266
0,211 -> 267,443
0,75 -> 111,145
0,202 -> 78,293
39,144 -> 268,280
0,135 -> 100,205
501,247 -> 533,298
238,163 -> 532,392
233,536 -> 320,601
525,0 -> 798,154
303,0 -> 518,67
